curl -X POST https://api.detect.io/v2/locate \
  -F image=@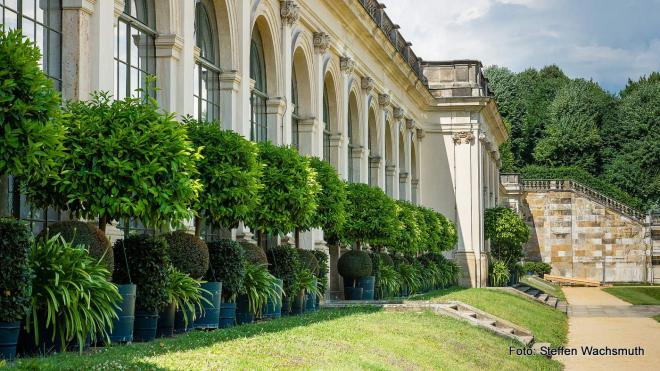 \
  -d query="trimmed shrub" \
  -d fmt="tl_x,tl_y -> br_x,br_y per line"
297,249 -> 320,276
312,250 -> 329,297
163,231 -> 209,280
337,250 -> 372,282
379,252 -> 394,267
522,261 -> 552,276
113,235 -> 170,312
490,260 -> 511,287
266,245 -> 302,298
340,183 -> 397,248
207,239 -> 246,302
308,157 -> 347,236
37,221 -> 113,275
0,218 -> 32,323
241,242 -> 268,265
